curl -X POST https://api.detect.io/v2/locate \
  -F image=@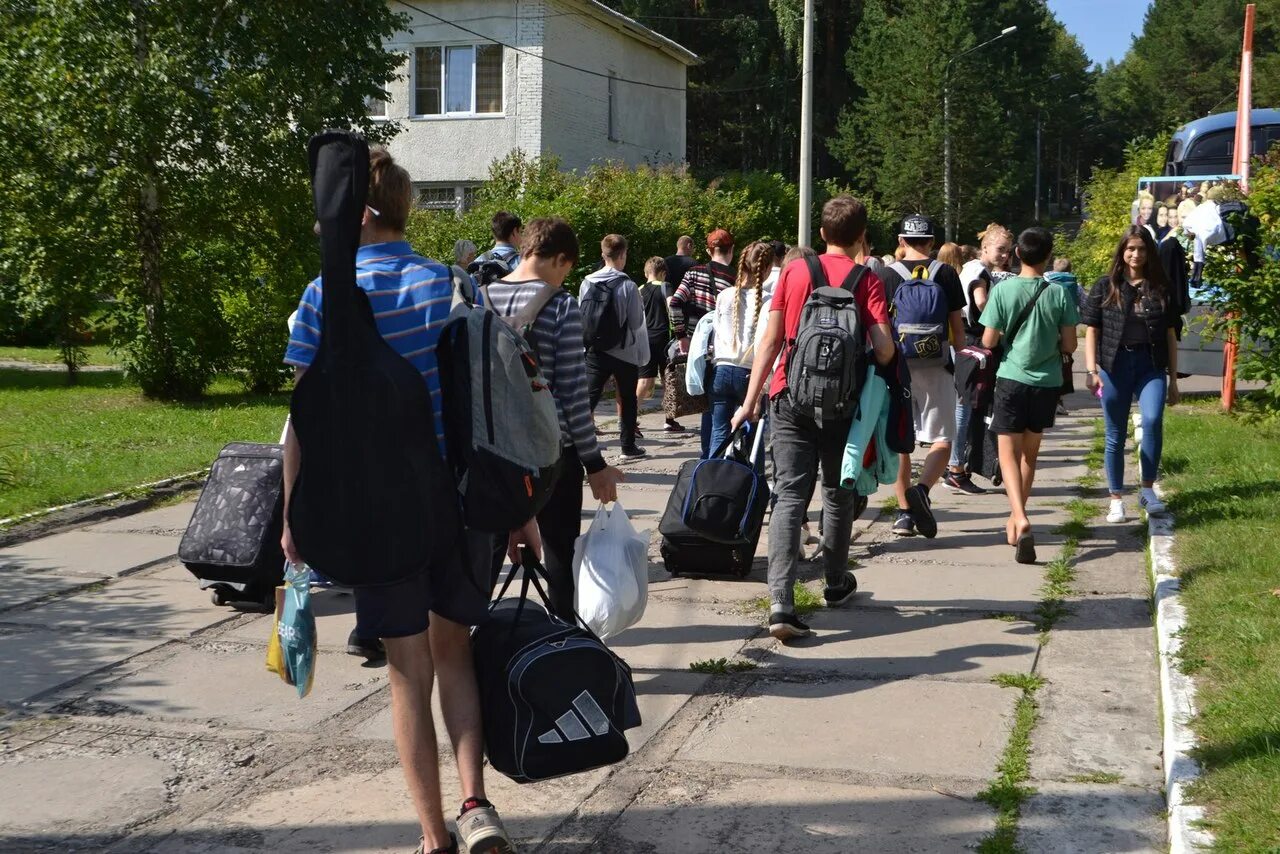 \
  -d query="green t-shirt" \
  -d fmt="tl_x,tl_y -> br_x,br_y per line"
979,276 -> 1080,388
